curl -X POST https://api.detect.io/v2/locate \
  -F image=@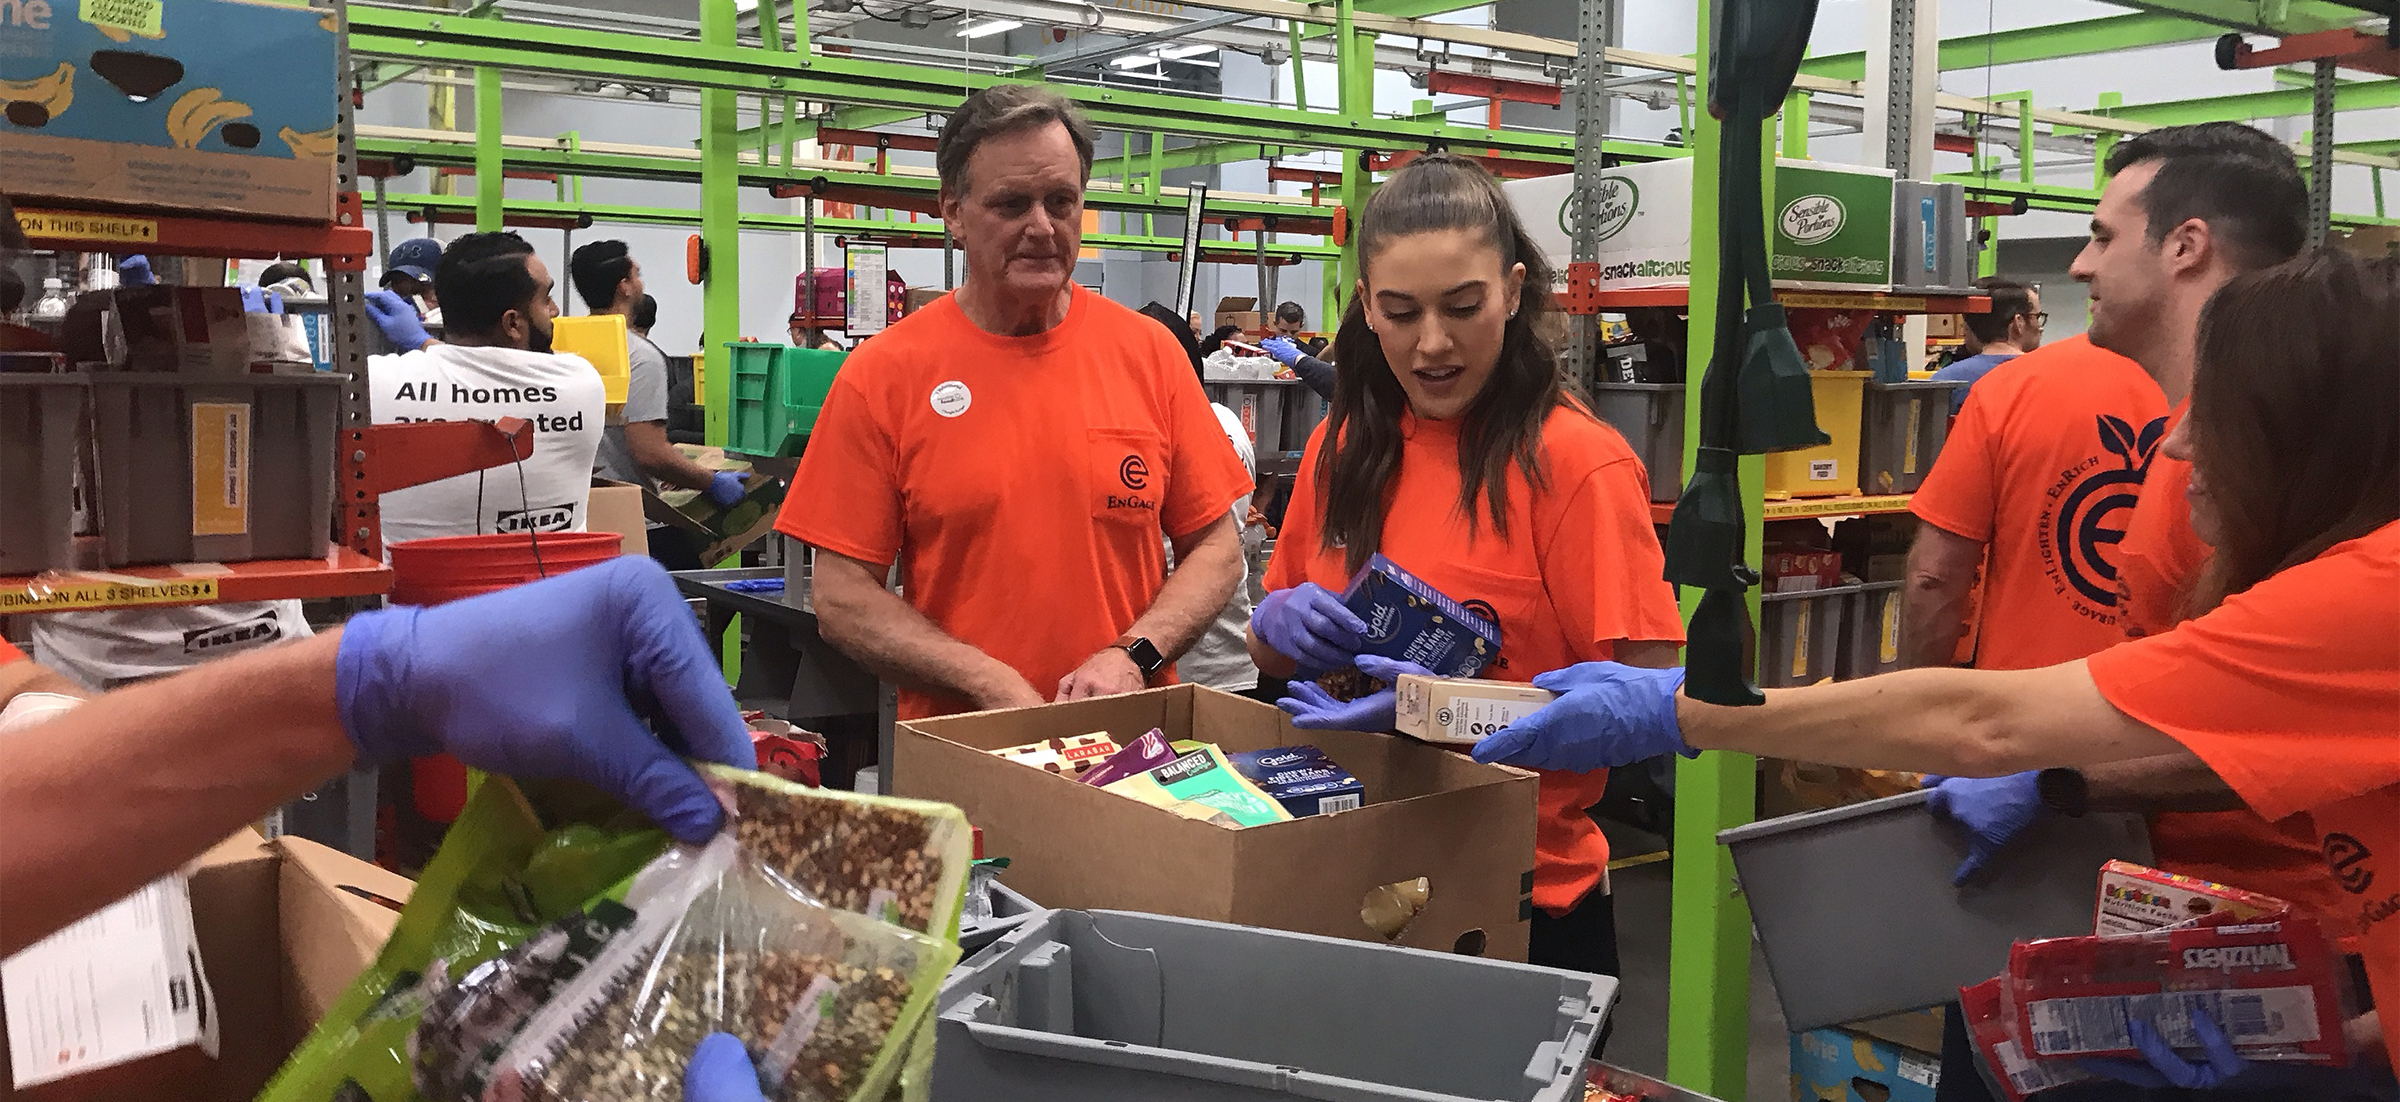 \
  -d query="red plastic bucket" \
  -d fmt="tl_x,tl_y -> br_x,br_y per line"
386,531 -> 624,821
